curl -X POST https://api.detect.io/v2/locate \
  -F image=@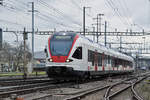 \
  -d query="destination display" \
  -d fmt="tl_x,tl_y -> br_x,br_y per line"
54,35 -> 72,40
